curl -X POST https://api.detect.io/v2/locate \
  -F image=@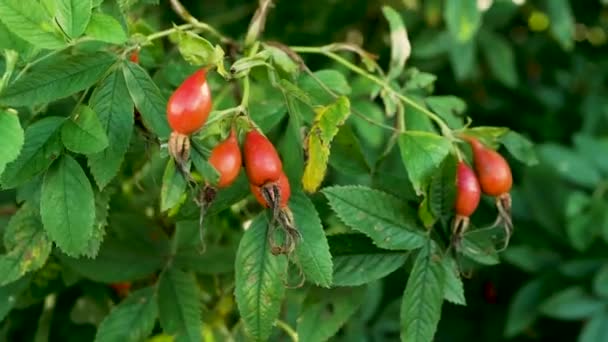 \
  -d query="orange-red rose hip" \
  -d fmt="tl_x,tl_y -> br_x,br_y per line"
243,130 -> 283,186
208,130 -> 242,188
466,137 -> 512,196
455,161 -> 481,217
167,69 -> 212,135
250,172 -> 291,208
